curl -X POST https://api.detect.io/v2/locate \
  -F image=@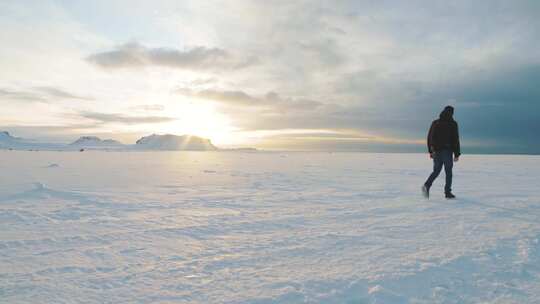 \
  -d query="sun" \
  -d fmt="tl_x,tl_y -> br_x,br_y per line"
158,101 -> 239,146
